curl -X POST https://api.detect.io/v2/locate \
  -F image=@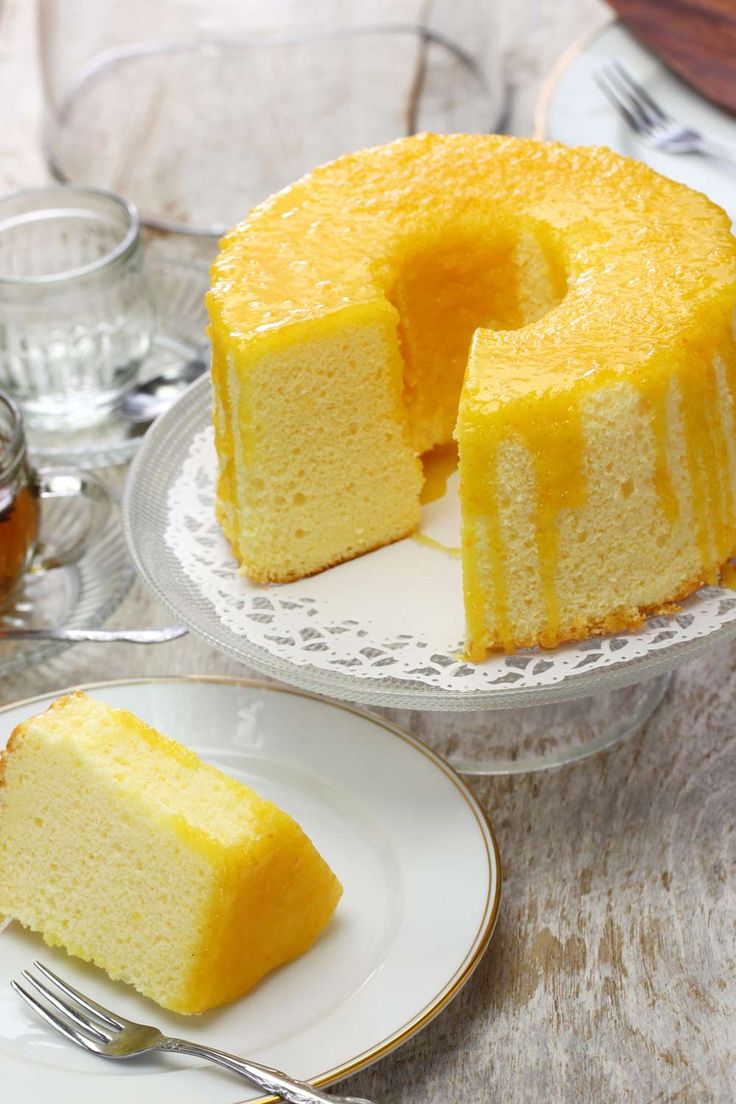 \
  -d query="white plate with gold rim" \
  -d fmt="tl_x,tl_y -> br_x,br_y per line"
0,676 -> 501,1104
535,20 -> 736,227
